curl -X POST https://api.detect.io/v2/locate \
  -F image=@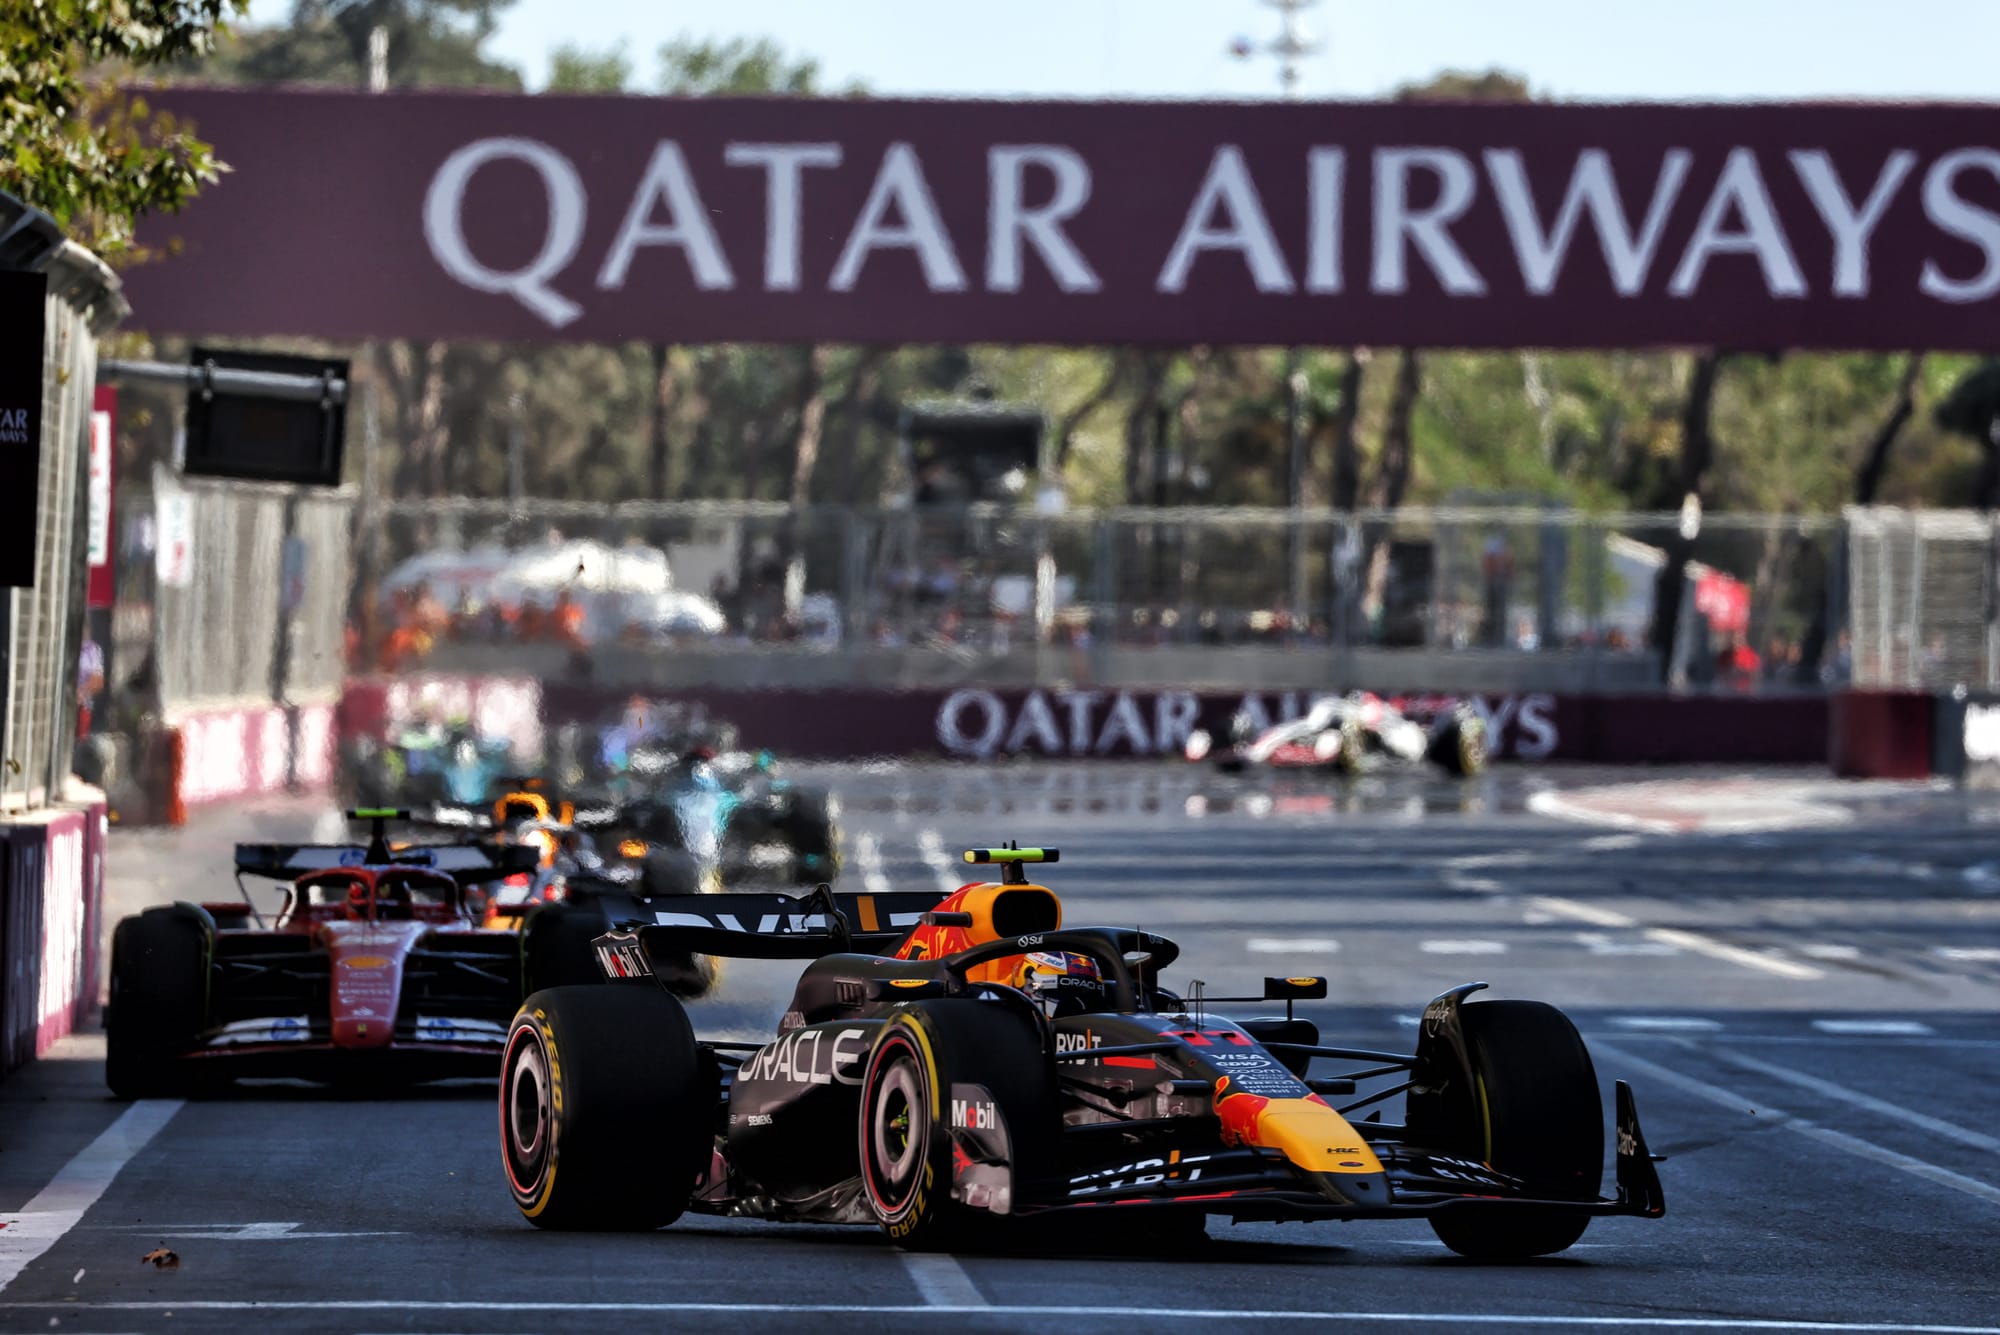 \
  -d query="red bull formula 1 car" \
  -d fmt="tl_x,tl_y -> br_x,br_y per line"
499,847 -> 1663,1258
1185,692 -> 1487,776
